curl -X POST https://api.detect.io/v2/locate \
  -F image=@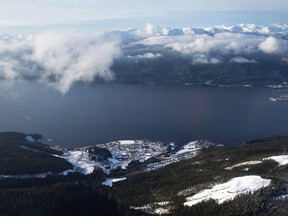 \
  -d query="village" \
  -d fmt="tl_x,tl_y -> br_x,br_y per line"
97,140 -> 170,163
